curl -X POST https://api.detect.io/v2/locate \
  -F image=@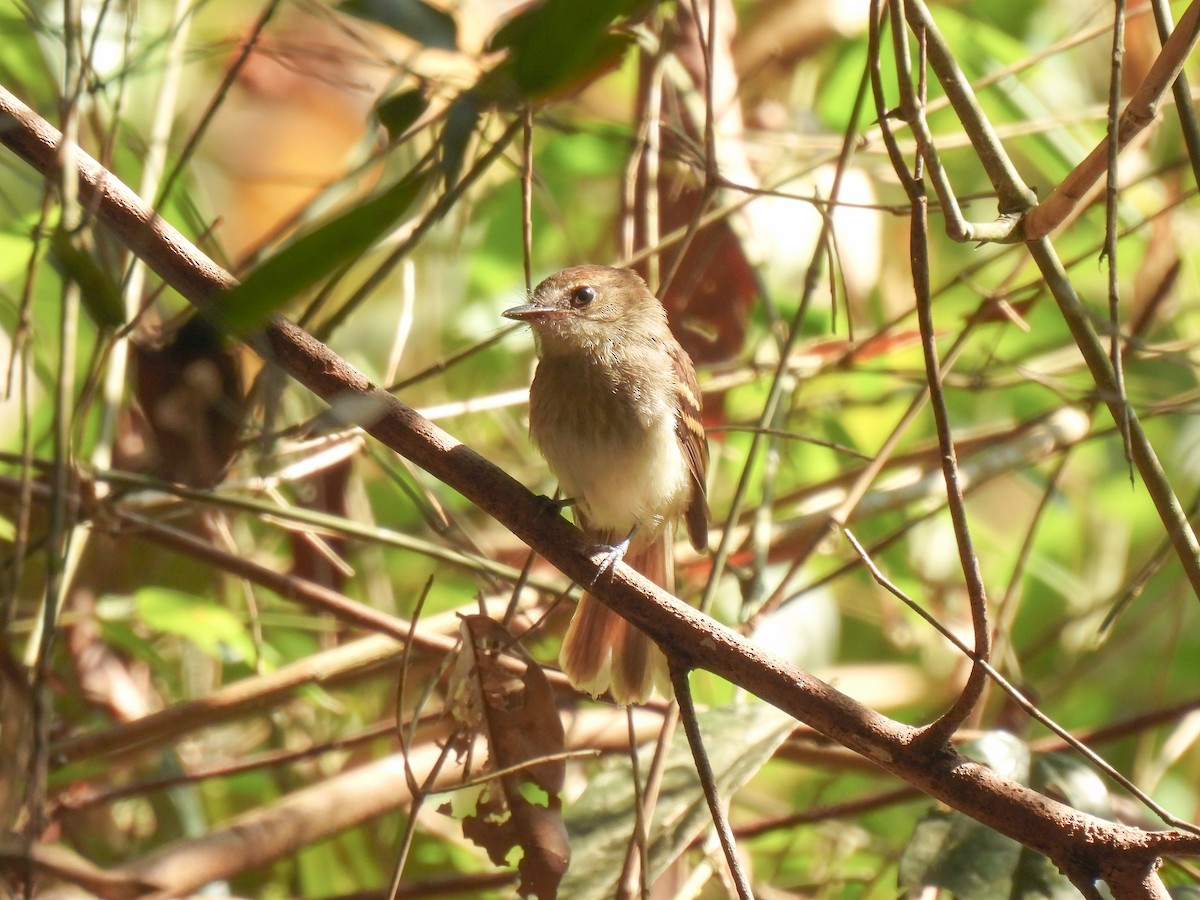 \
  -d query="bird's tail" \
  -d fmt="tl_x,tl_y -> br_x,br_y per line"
559,530 -> 674,705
